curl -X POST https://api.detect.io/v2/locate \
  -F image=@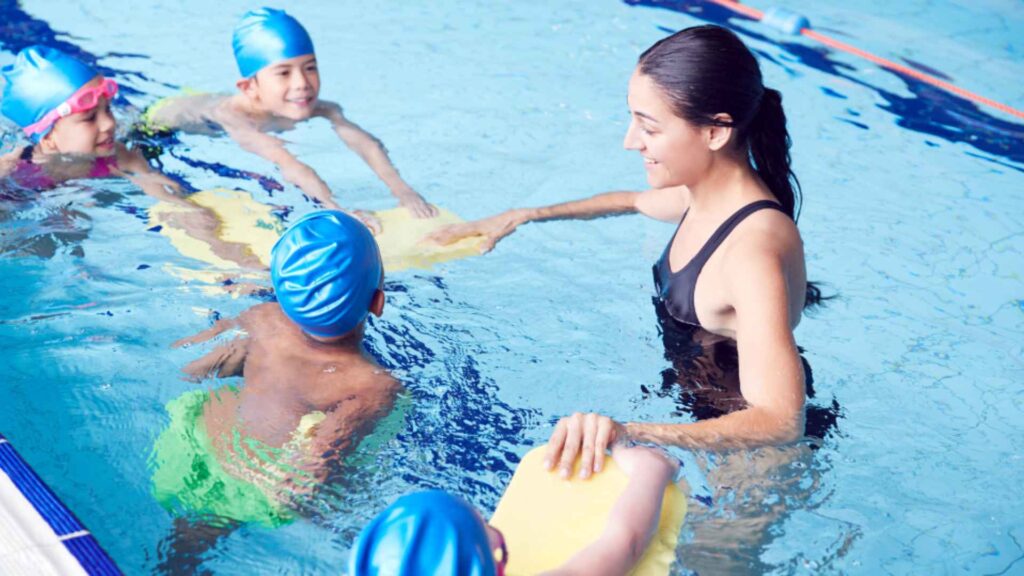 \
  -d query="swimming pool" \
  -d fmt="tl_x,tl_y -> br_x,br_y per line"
1,0 -> 1022,574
